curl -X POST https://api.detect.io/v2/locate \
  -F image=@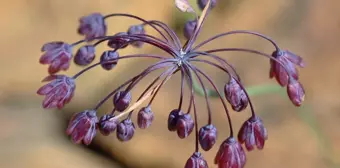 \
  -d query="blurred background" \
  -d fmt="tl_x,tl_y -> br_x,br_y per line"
0,0 -> 339,167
